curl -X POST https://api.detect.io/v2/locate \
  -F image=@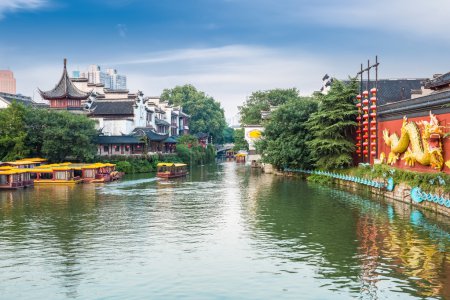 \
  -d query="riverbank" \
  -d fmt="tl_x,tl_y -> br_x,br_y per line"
281,167 -> 450,218
93,144 -> 216,174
